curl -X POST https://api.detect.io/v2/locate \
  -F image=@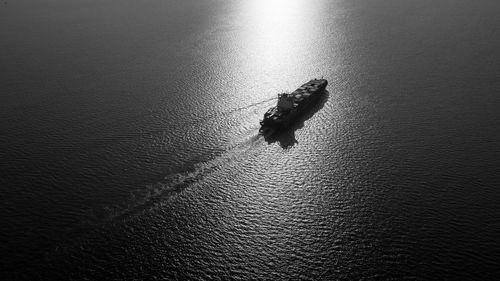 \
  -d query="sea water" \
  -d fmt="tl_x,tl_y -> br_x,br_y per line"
2,0 -> 500,279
